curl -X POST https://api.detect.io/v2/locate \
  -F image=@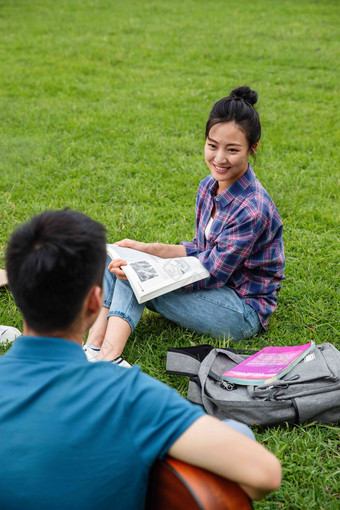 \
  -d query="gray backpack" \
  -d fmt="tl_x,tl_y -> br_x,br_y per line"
166,343 -> 340,425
